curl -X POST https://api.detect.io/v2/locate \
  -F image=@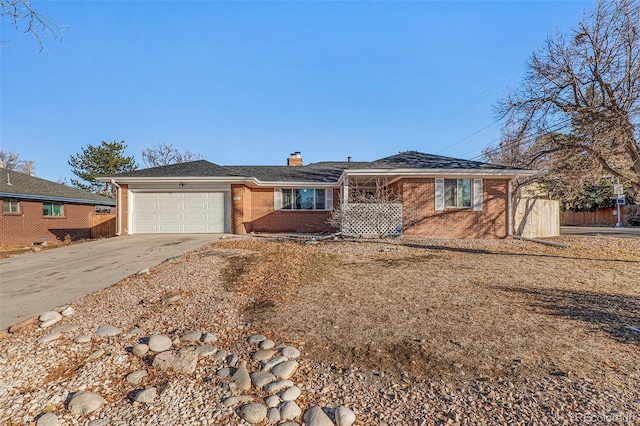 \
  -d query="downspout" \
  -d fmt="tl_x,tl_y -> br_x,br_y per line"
507,172 -> 521,237
110,179 -> 122,236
